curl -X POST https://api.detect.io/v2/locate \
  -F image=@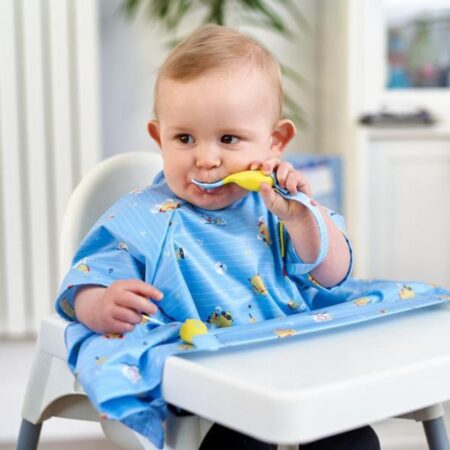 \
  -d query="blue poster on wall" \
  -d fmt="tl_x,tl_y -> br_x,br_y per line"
288,155 -> 342,213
